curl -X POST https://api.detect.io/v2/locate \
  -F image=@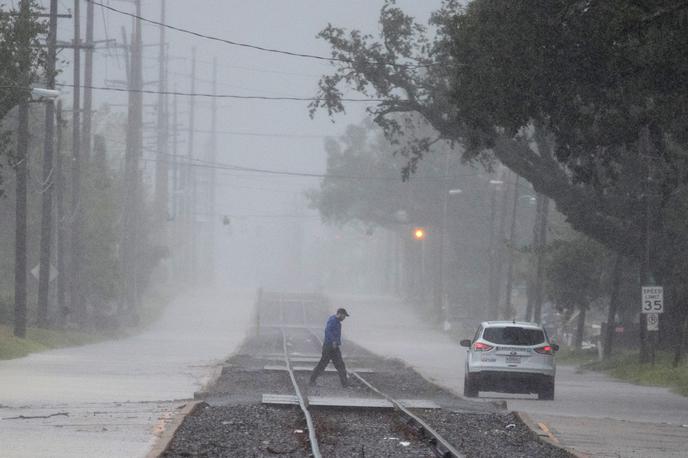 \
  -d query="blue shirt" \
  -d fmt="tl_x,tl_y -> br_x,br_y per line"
323,315 -> 342,346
